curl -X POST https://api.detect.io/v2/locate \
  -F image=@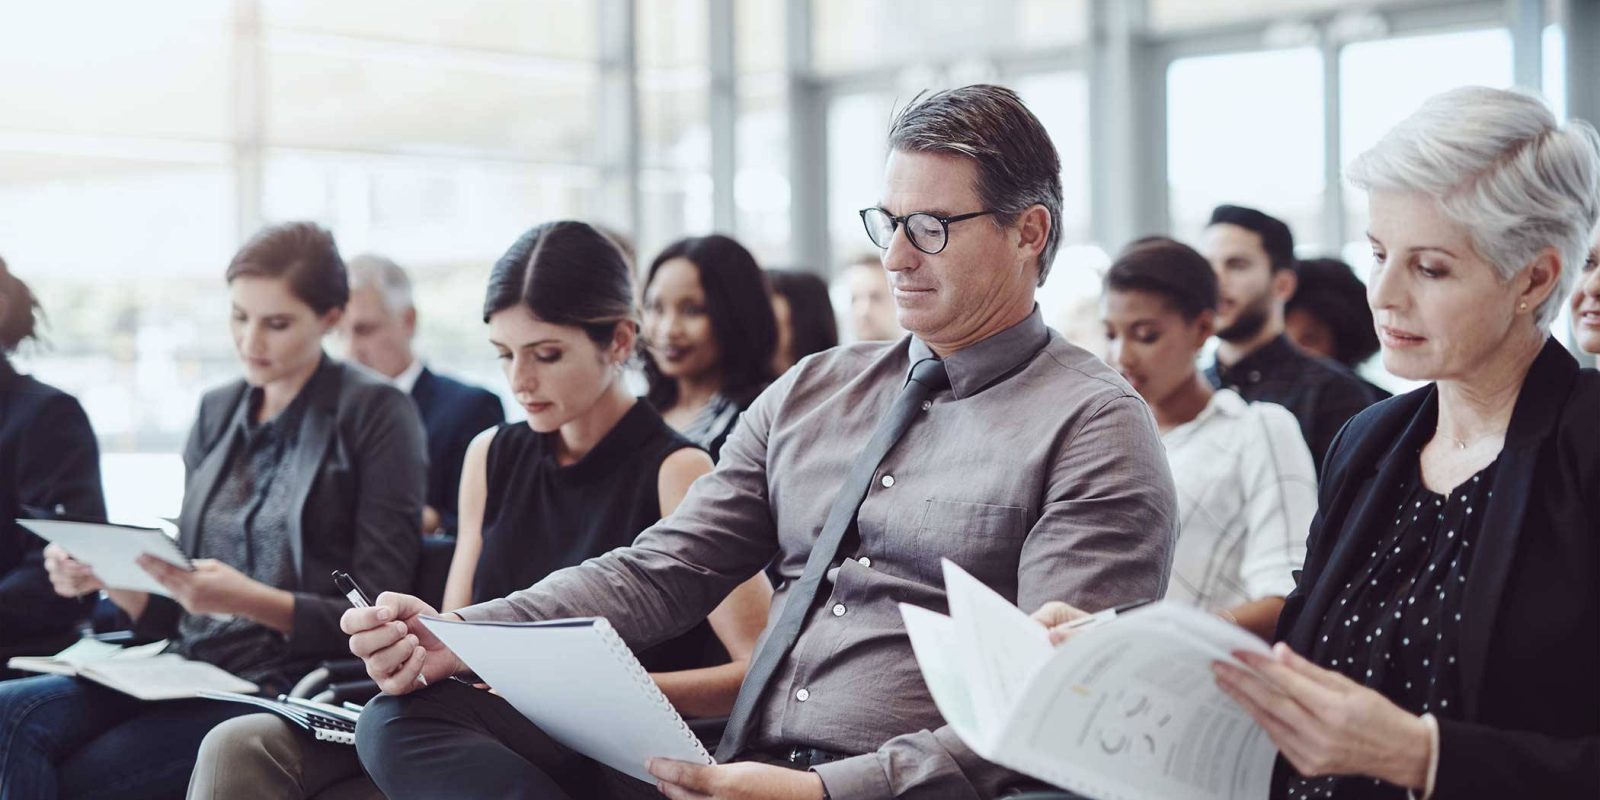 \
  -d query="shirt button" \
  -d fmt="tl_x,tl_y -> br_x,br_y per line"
857,556 -> 872,568
881,475 -> 895,488
832,603 -> 847,617
795,688 -> 810,702
921,400 -> 932,411
1247,370 -> 1261,382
